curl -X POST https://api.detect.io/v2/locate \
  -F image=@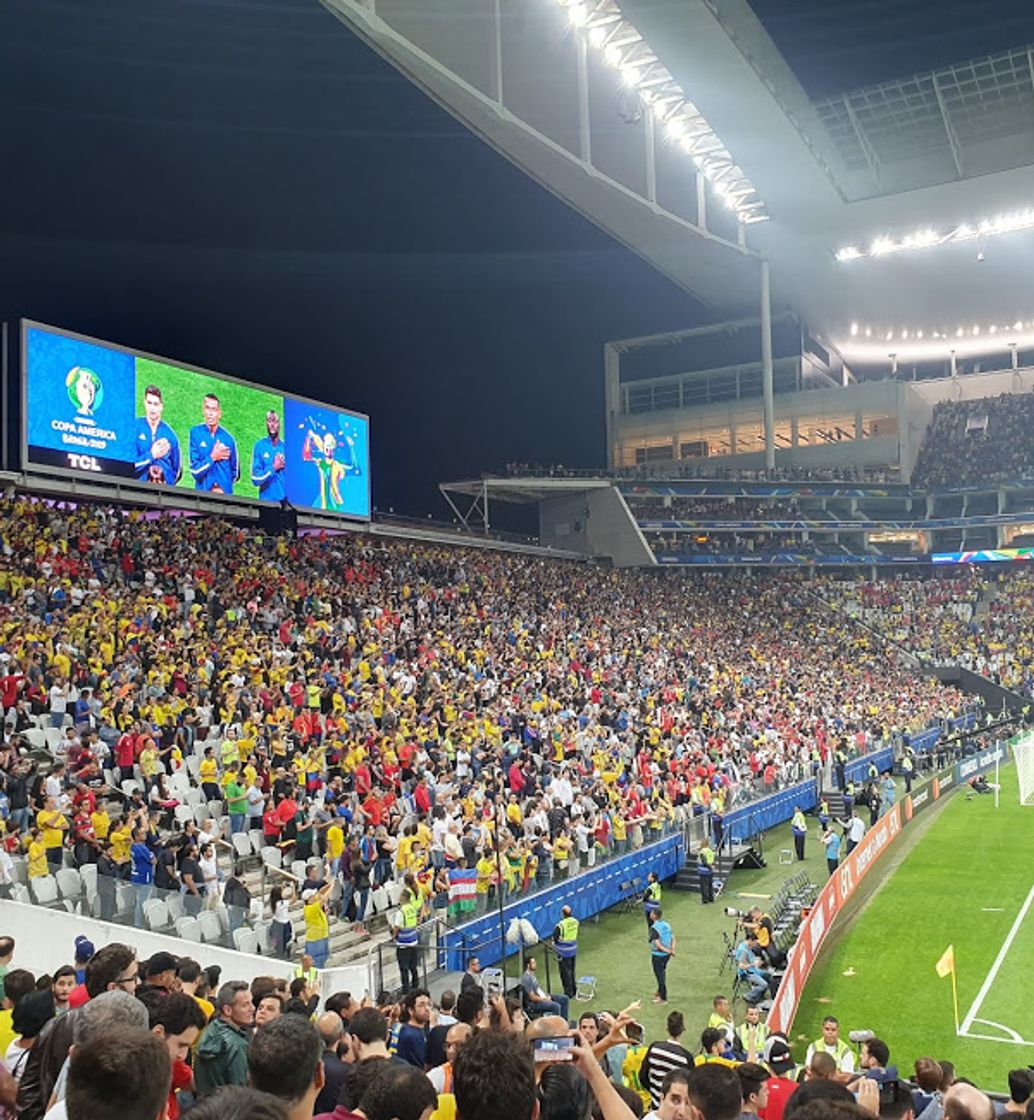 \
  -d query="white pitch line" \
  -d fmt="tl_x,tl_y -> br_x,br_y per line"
960,882 -> 1034,1034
